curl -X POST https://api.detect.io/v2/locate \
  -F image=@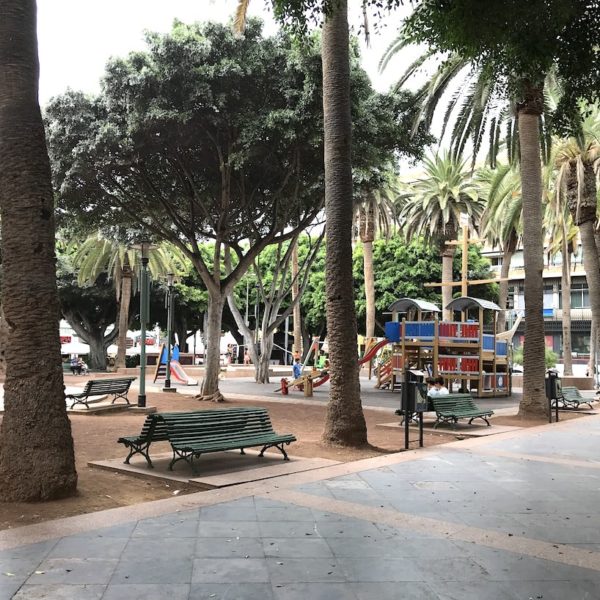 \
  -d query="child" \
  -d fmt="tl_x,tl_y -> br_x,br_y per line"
433,376 -> 449,395
292,357 -> 302,380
